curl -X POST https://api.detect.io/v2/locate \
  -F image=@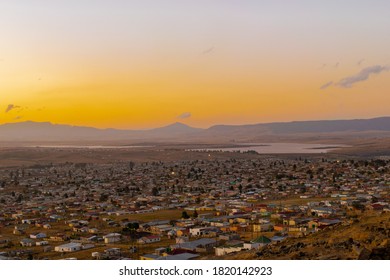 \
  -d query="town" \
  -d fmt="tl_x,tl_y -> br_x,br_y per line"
0,153 -> 389,260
